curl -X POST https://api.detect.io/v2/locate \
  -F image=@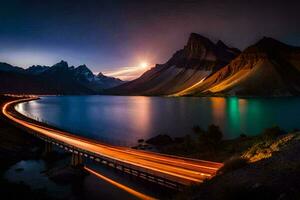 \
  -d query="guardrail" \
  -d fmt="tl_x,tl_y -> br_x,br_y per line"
22,125 -> 184,190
